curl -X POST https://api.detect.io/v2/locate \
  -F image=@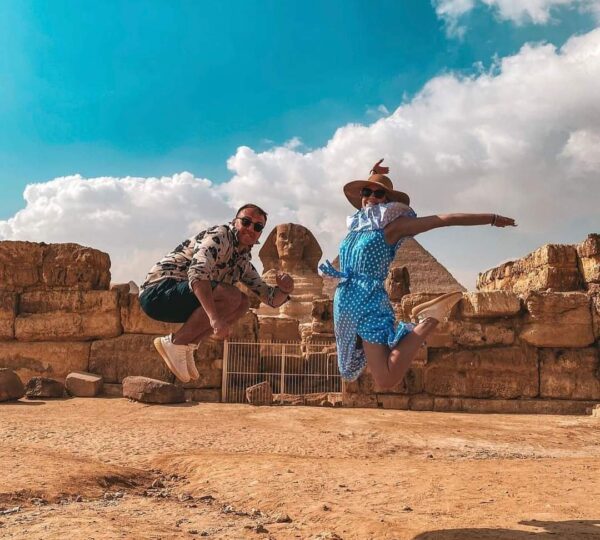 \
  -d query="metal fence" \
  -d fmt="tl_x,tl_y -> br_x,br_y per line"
222,340 -> 343,404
